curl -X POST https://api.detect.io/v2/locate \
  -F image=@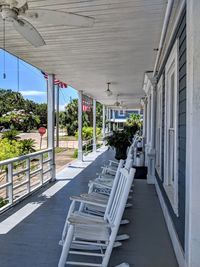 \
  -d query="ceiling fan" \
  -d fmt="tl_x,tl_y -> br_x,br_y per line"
0,0 -> 95,47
